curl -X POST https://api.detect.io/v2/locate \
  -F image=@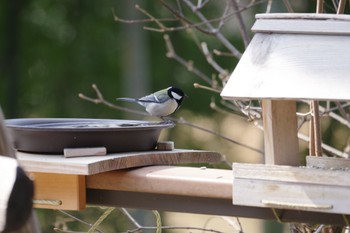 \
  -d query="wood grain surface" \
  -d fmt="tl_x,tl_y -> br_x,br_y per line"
17,149 -> 222,175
